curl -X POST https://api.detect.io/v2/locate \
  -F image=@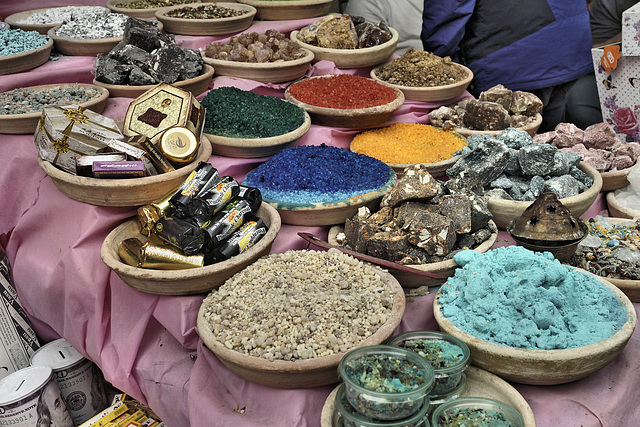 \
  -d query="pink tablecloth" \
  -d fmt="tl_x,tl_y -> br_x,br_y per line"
1,9 -> 639,427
